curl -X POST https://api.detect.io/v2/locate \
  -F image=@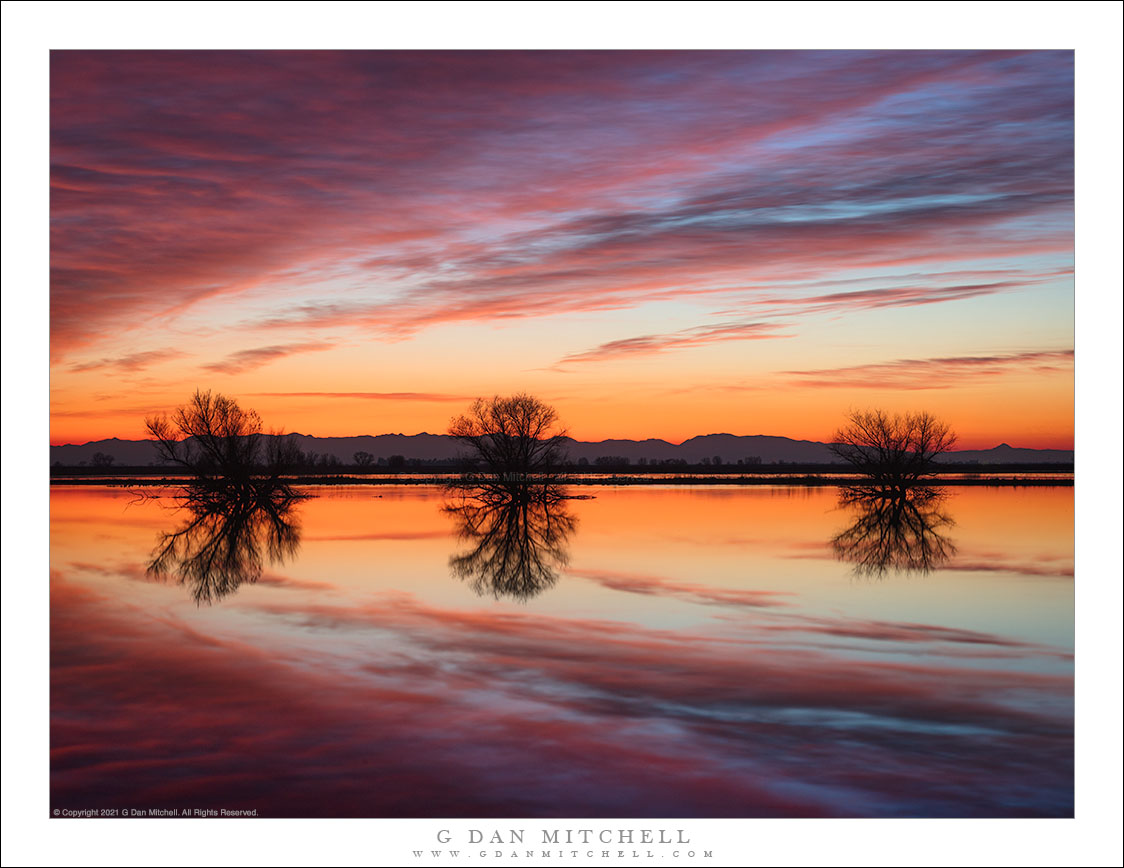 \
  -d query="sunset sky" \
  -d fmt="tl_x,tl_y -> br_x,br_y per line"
49,50 -> 1074,449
